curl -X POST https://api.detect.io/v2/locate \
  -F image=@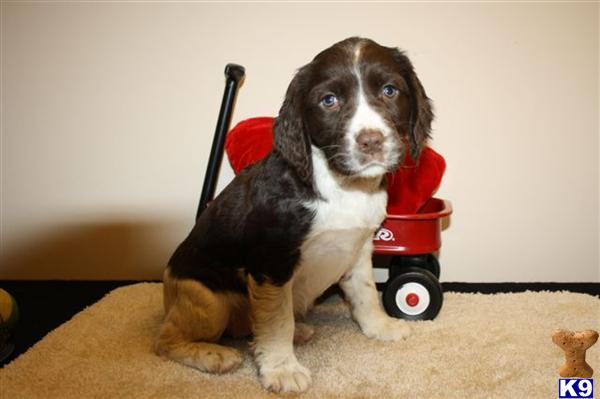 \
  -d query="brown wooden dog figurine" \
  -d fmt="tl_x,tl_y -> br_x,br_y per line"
552,329 -> 598,378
